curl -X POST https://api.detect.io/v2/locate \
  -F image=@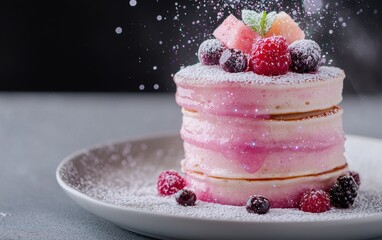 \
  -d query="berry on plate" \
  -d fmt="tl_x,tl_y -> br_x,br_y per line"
329,175 -> 359,208
246,195 -> 270,214
219,49 -> 247,73
250,36 -> 291,76
299,189 -> 331,213
349,171 -> 361,186
157,170 -> 186,196
175,189 -> 197,206
198,39 -> 227,65
289,39 -> 322,73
